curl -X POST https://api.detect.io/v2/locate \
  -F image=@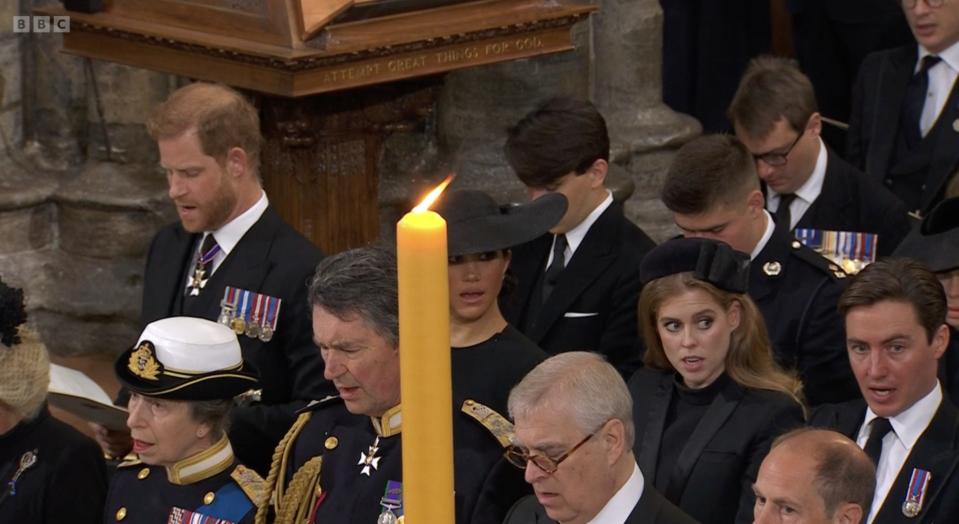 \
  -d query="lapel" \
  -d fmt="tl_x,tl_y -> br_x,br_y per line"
509,234 -> 551,323
182,208 -> 279,318
153,227 -> 201,318
924,79 -> 959,212
749,219 -> 792,302
873,399 -> 959,524
869,46 -> 916,177
637,373 -> 674,481
627,482 -> 664,524
528,203 -> 620,341
802,148 -> 855,227
663,378 -> 744,502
